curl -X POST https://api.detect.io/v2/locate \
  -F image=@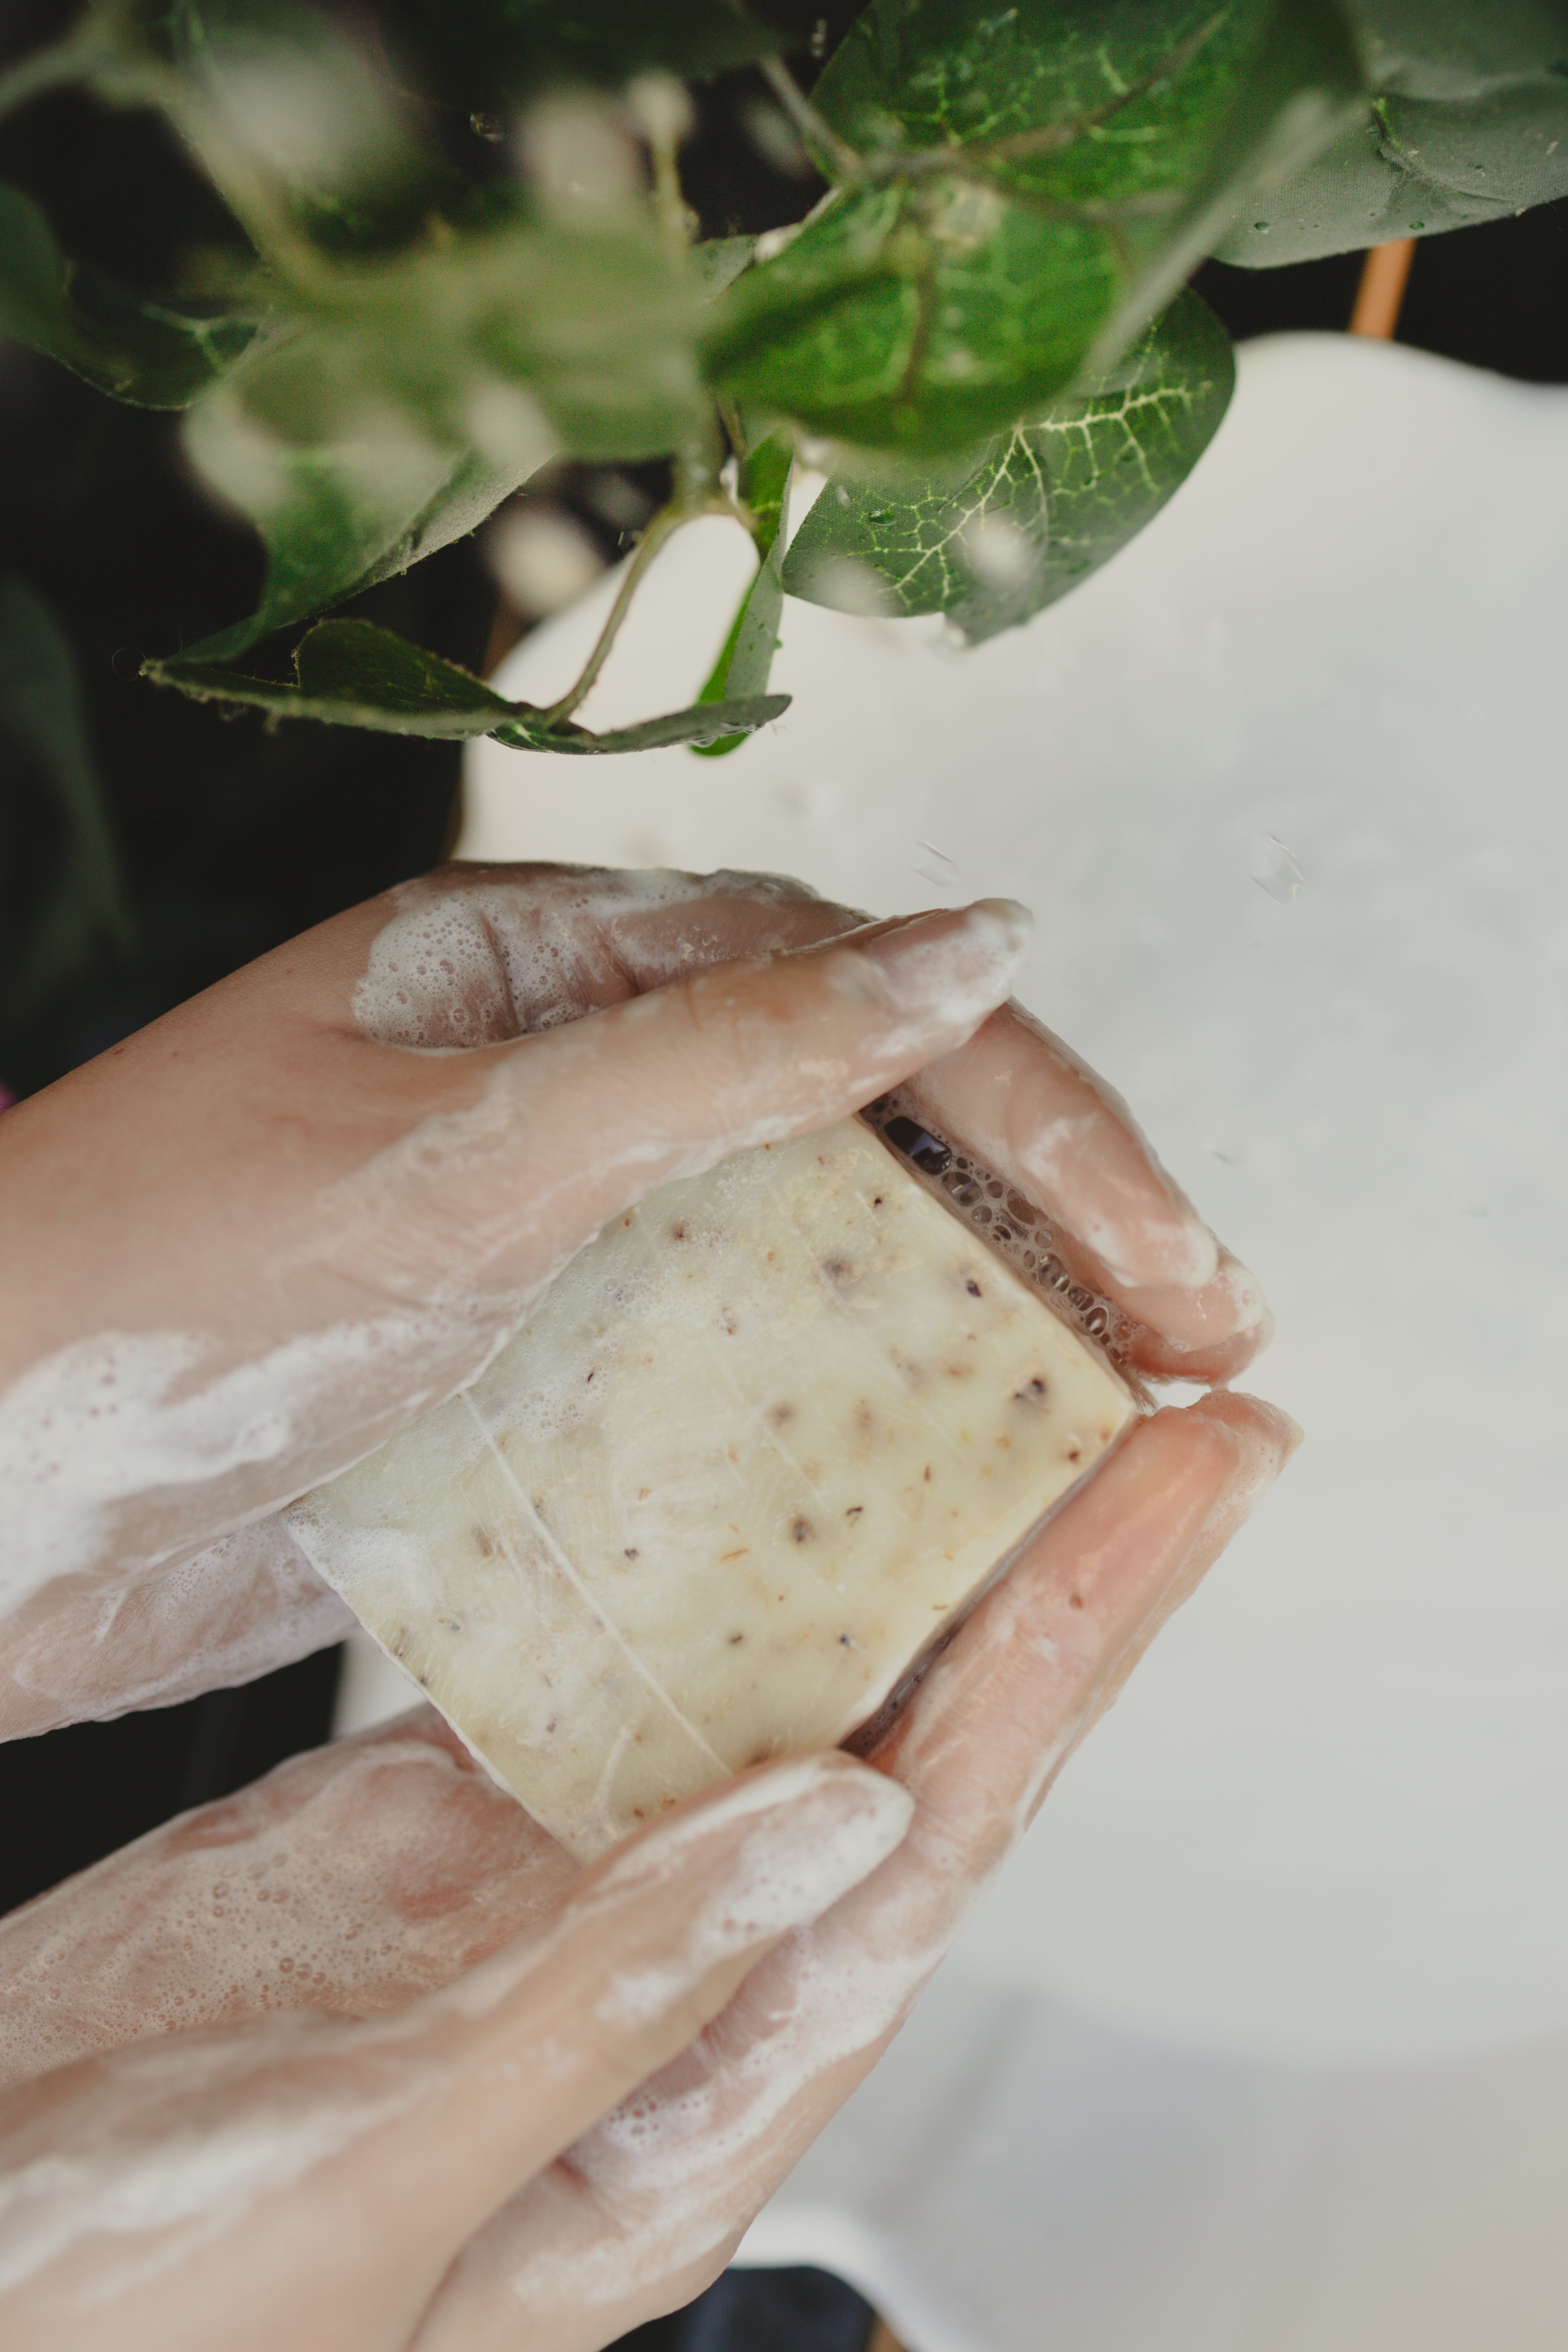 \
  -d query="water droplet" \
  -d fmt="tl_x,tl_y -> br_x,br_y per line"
911,838 -> 961,889
1247,835 -> 1305,902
